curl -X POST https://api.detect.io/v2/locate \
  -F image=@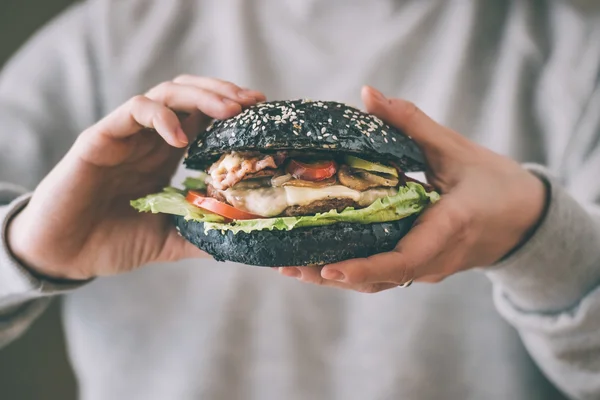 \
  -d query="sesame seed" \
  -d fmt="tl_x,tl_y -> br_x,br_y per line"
321,127 -> 326,134
392,137 -> 397,142
307,132 -> 312,136
317,135 -> 323,139
370,138 -> 375,143
323,133 -> 330,137
384,138 -> 388,143
332,135 -> 338,140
